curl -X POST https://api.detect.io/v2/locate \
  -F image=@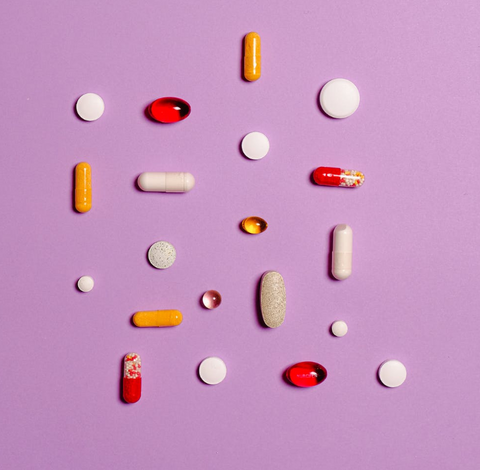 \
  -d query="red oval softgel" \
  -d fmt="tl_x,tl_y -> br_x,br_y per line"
148,97 -> 191,123
286,361 -> 327,387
